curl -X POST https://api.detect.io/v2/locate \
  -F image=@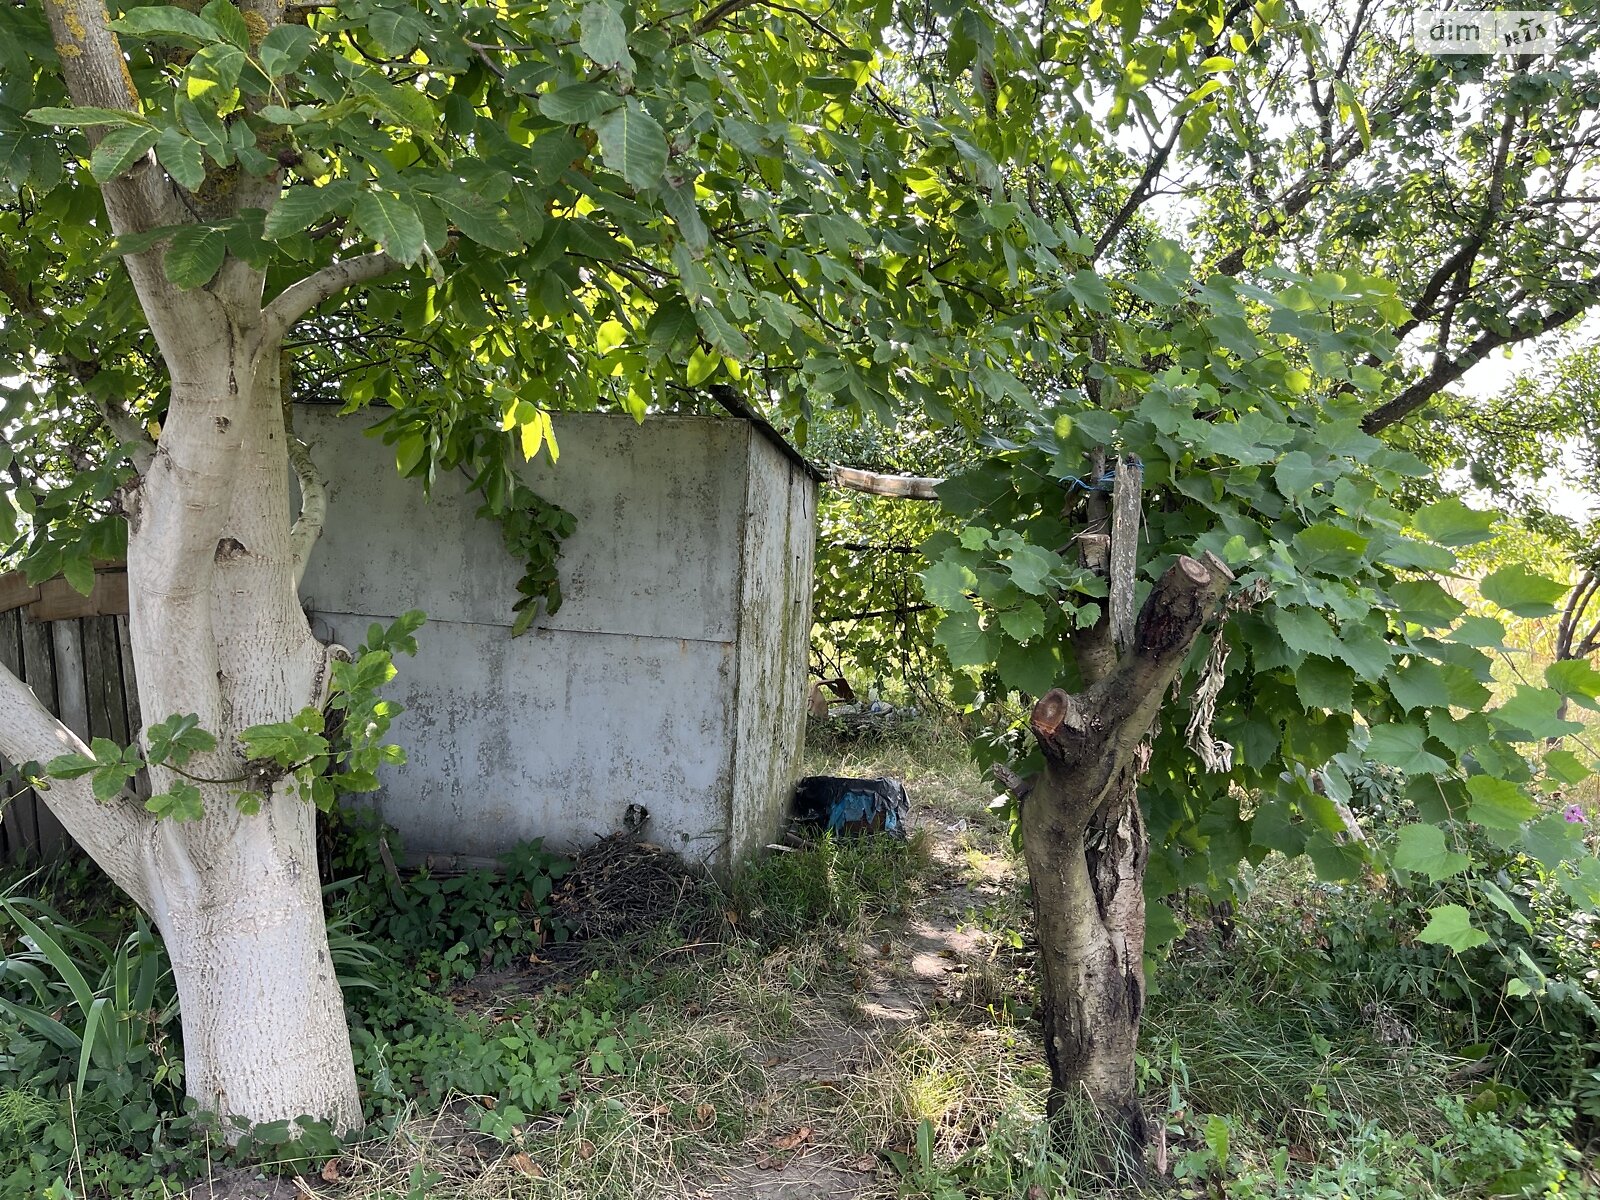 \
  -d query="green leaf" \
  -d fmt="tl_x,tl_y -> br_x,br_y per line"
1479,564 -> 1569,618
684,346 -> 719,386
1388,579 -> 1465,628
1494,685 -> 1583,740
155,128 -> 206,190
368,6 -> 431,56
145,713 -> 218,766
263,181 -> 354,238
25,106 -> 149,129
1543,748 -> 1590,785
1464,776 -> 1538,831
694,304 -> 748,358
659,182 -> 708,253
1477,879 -> 1532,932
89,126 -> 160,182
163,225 -> 227,289
1388,660 -> 1451,712
579,0 -> 632,67
593,102 -> 669,190
1295,656 -> 1354,711
185,43 -> 248,107
61,555 -> 95,597
537,83 -> 622,125
1521,812 -> 1585,870
394,433 -> 425,476
1448,615 -> 1507,649
1365,724 -> 1448,775
935,610 -> 993,668
997,599 -> 1046,643
107,5 -> 221,43
1273,451 -> 1318,499
1004,544 -> 1059,595
1293,523 -> 1368,575
352,191 -> 426,264
1393,824 -> 1471,882
145,781 -> 205,822
996,638 -> 1061,697
920,560 -> 976,610
1416,904 -> 1489,953
258,24 -> 315,77
239,720 -> 328,766
200,0 -> 251,48
176,96 -> 230,163
424,187 -> 523,253
45,752 -> 98,780
1274,607 -> 1338,658
1544,658 -> 1600,710
1413,497 -> 1496,547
